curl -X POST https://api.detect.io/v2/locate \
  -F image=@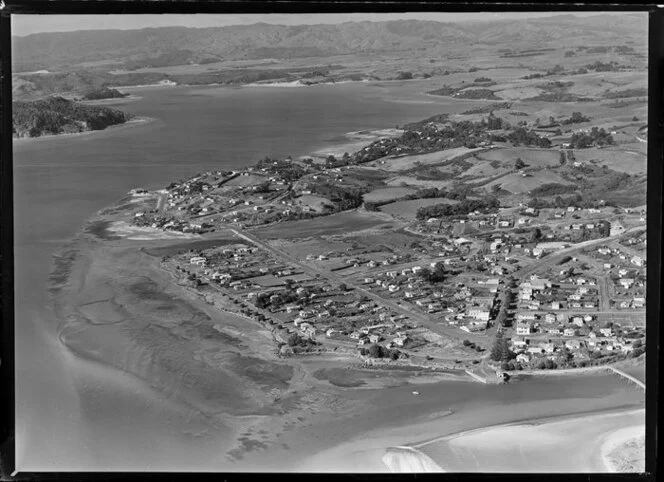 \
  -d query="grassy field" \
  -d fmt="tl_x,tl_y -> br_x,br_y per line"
294,194 -> 335,213
572,148 -> 646,175
224,173 -> 269,187
374,146 -> 482,172
380,198 -> 459,220
251,211 -> 394,240
363,186 -> 417,202
484,170 -> 572,194
478,147 -> 562,168
459,158 -> 510,179
268,237 -> 357,261
385,176 -> 457,189
494,86 -> 544,101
